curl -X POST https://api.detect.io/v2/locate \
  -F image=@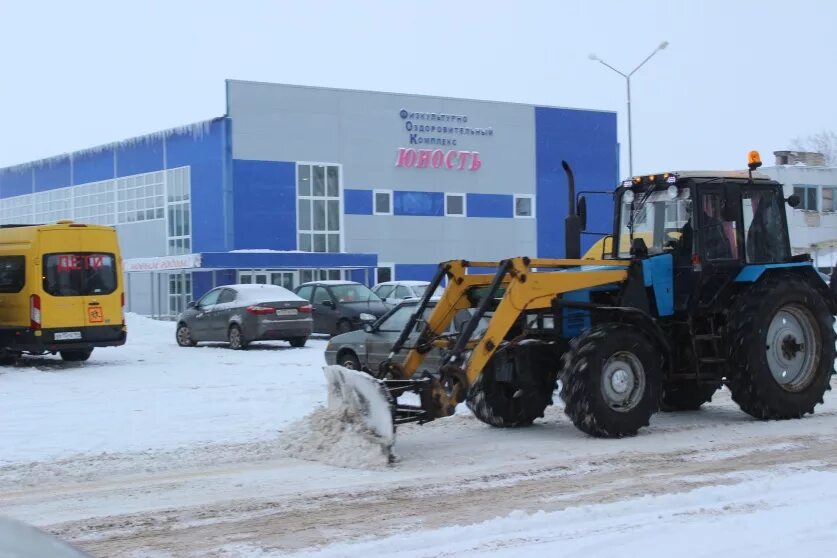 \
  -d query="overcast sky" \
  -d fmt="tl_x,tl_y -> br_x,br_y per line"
1,0 -> 835,174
